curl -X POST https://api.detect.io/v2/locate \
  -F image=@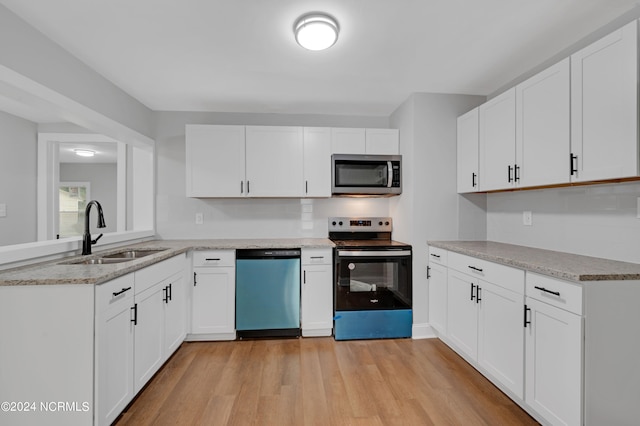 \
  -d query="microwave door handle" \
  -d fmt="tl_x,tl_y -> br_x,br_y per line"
387,161 -> 393,187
